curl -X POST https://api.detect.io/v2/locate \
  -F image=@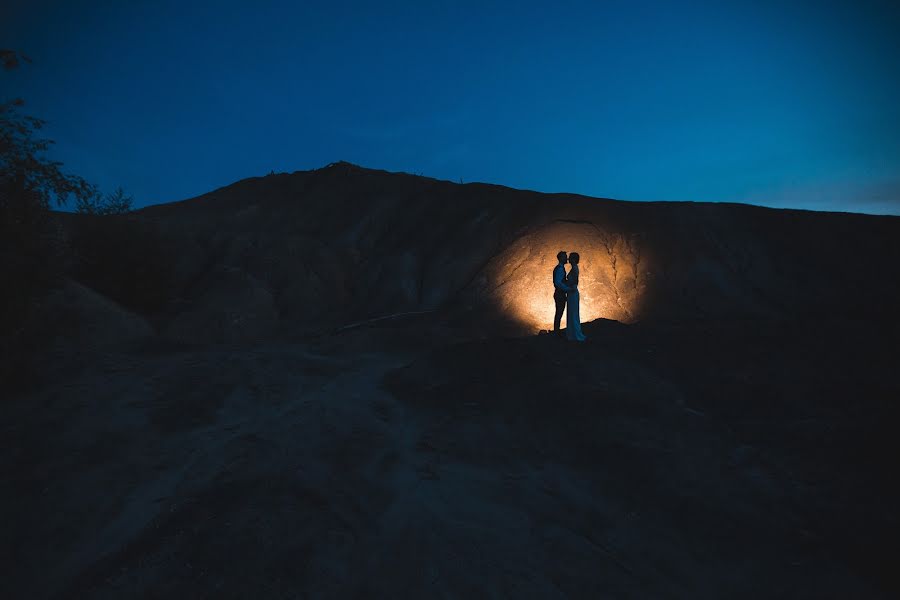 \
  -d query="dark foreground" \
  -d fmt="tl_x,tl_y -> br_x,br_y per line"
3,315 -> 899,599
